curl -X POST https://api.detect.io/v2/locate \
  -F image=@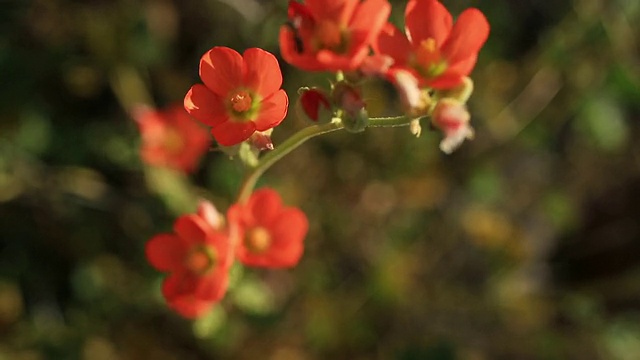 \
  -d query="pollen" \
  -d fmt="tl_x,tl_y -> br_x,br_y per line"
415,38 -> 440,65
229,91 -> 253,113
245,226 -> 272,253
423,38 -> 437,53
